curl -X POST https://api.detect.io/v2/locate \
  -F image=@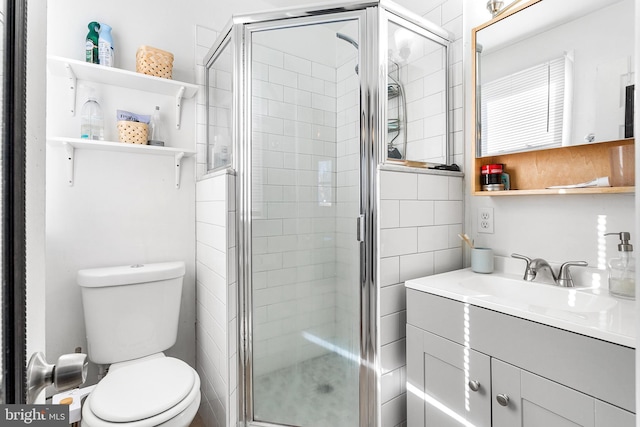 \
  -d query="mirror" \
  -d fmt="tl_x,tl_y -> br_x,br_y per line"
474,0 -> 634,157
